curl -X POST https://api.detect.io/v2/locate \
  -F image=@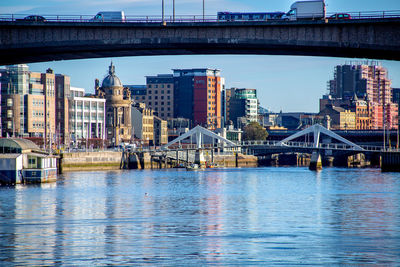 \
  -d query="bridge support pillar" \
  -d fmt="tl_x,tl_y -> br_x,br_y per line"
128,153 -> 141,169
309,152 -> 322,171
194,149 -> 206,167
381,152 -> 400,172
